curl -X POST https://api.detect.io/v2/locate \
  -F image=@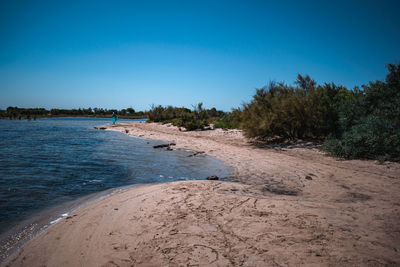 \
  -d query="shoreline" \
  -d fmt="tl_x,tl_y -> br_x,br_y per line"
3,122 -> 400,266
0,183 -> 144,263
0,120 -> 231,264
